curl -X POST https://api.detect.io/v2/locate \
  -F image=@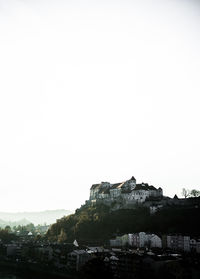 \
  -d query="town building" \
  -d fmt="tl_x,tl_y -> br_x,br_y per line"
67,249 -> 91,271
111,232 -> 162,249
166,235 -> 191,252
